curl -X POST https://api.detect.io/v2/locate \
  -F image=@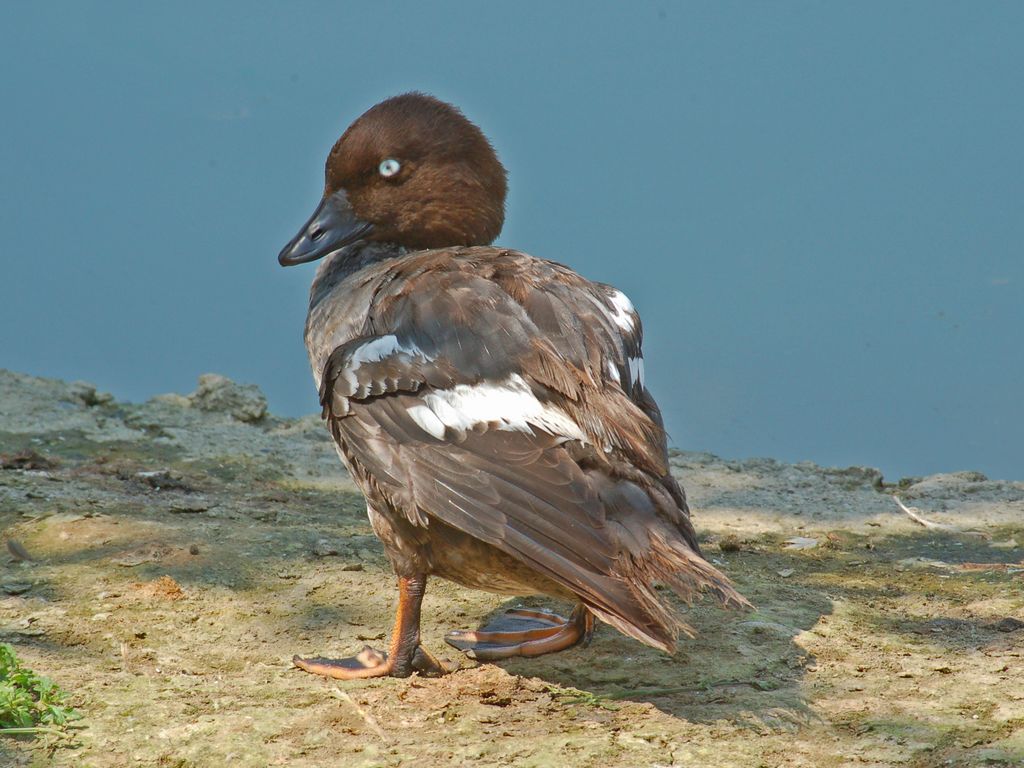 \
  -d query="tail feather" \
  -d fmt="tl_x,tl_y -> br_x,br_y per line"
583,528 -> 751,653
